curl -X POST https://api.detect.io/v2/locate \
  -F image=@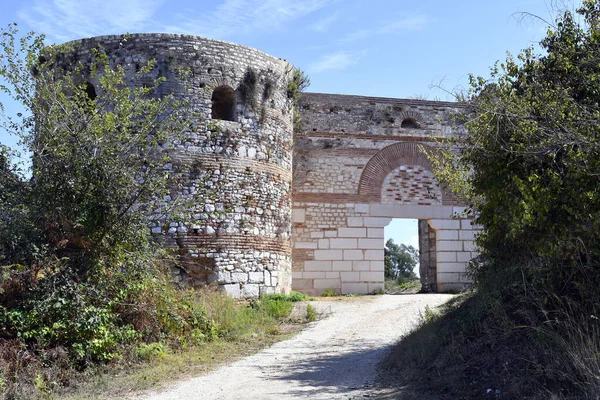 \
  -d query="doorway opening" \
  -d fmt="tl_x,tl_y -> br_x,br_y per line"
384,219 -> 420,294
